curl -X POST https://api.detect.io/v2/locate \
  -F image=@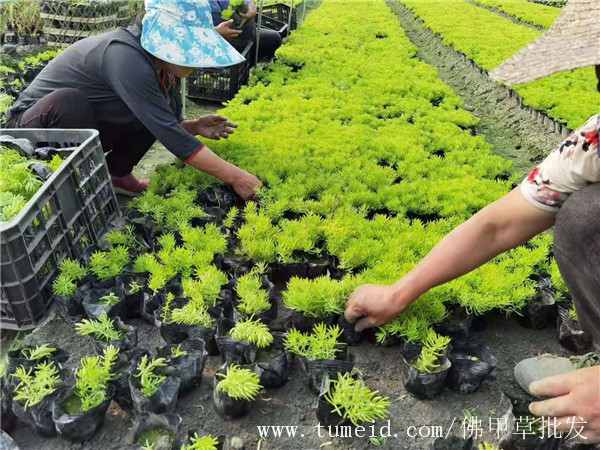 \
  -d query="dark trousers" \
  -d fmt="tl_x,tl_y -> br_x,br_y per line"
554,183 -> 600,349
228,19 -> 283,62
10,88 -> 155,177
